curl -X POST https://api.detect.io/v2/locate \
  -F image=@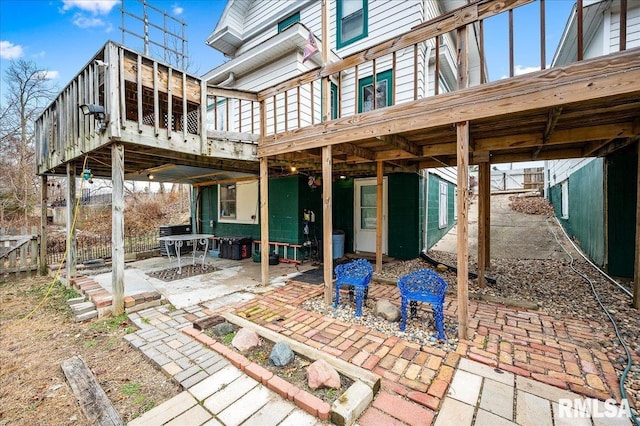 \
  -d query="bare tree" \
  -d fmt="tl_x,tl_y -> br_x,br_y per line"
0,59 -> 57,226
